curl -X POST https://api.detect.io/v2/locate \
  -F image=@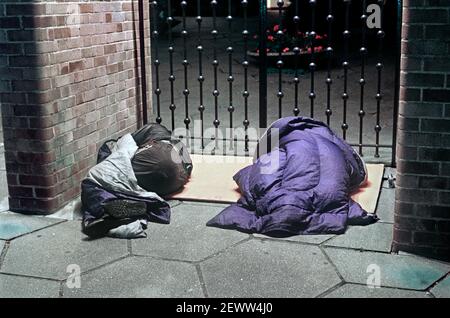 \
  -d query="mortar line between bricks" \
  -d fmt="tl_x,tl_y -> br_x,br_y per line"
318,246 -> 346,282
20,38 -> 146,58
2,218 -> 67,241
195,264 -> 209,298
315,281 -> 346,298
